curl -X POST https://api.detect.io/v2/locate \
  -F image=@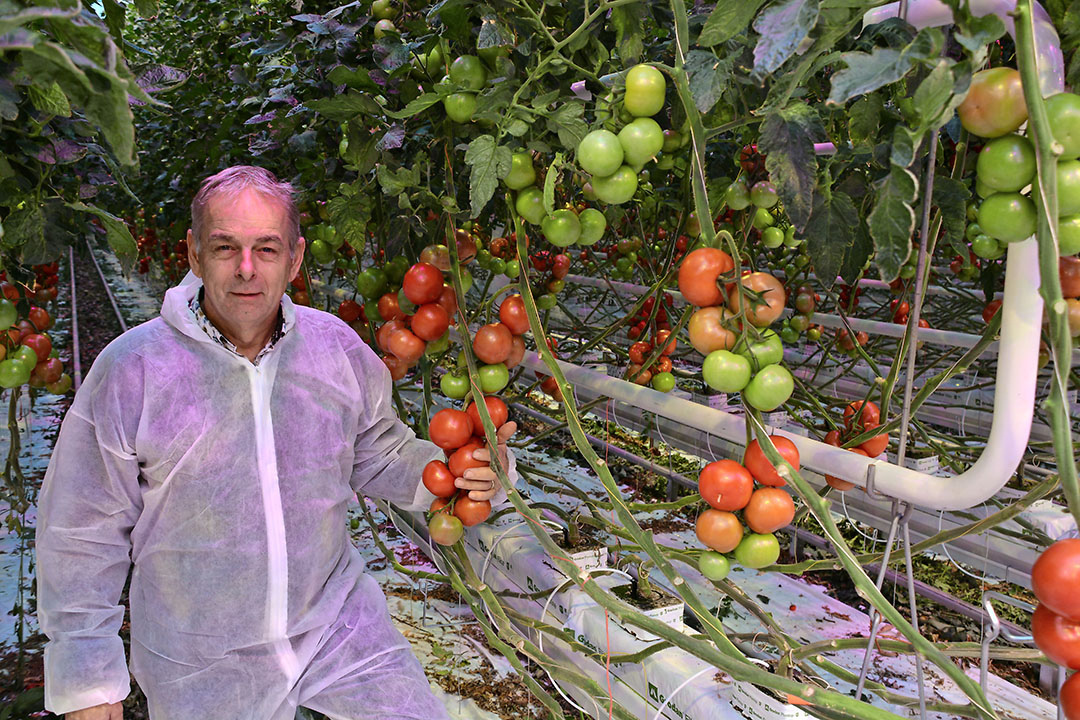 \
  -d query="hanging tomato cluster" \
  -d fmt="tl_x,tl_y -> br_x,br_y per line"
626,327 -> 676,393
0,284 -> 69,393
1030,538 -> 1080,712
695,435 -> 800,580
372,260 -> 459,379
423,396 -> 511,545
